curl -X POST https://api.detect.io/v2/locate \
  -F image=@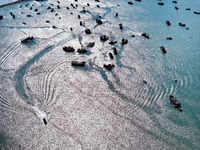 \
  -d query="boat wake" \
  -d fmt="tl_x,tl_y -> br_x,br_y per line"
32,105 -> 47,124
